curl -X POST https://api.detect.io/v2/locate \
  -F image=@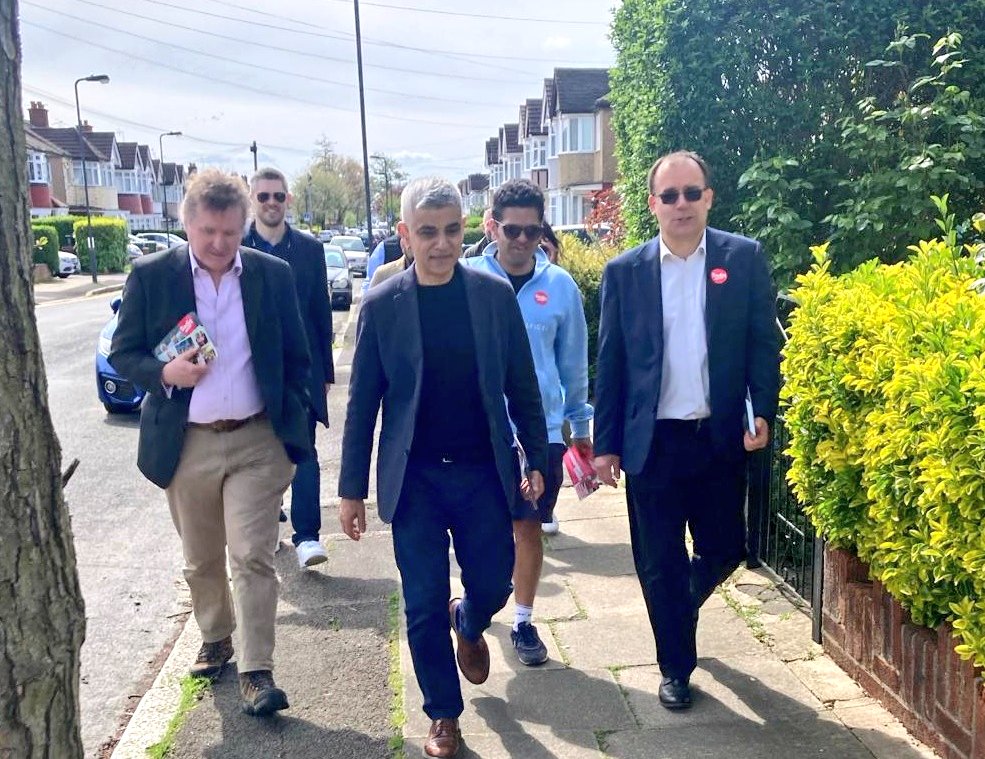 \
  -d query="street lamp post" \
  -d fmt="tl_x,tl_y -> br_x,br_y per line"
159,131 -> 182,238
250,141 -> 258,171
74,73 -> 110,283
353,0 -> 373,236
